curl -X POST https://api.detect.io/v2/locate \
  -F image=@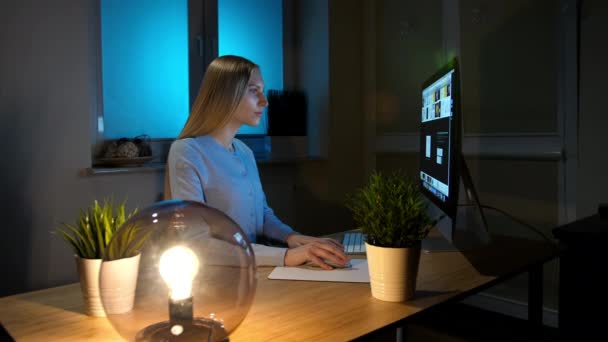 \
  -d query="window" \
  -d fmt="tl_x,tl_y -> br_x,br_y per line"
100,0 -> 189,139
98,0 -> 283,141
218,0 -> 282,135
